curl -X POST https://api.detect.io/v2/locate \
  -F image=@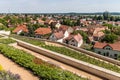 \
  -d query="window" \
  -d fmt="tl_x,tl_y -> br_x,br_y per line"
105,47 -> 111,50
106,52 -> 109,56
114,54 -> 118,57
72,40 -> 74,42
98,51 -> 101,54
103,53 -> 106,56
